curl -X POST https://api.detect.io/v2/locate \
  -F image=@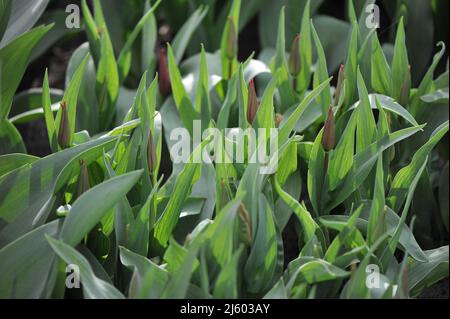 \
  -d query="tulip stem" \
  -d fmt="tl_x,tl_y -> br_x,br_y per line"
323,152 -> 329,175
228,60 -> 233,80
